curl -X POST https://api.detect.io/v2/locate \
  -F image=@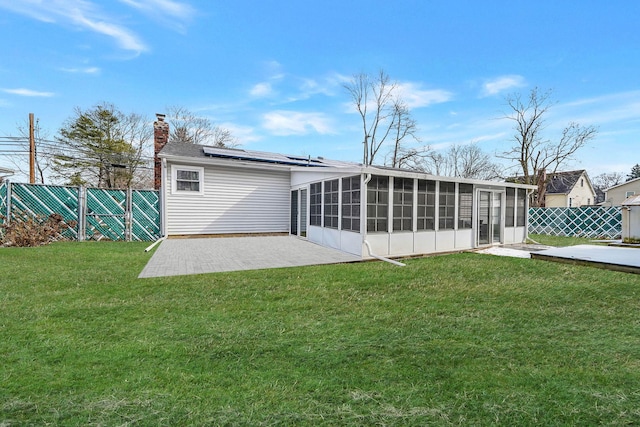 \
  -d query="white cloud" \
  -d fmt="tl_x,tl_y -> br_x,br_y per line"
250,82 -> 273,97
219,123 -> 261,143
117,0 -> 195,32
2,88 -> 55,97
297,73 -> 350,99
74,13 -> 146,52
482,75 -> 526,97
0,0 -> 148,53
60,66 -> 101,74
262,111 -> 334,136
396,82 -> 453,108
